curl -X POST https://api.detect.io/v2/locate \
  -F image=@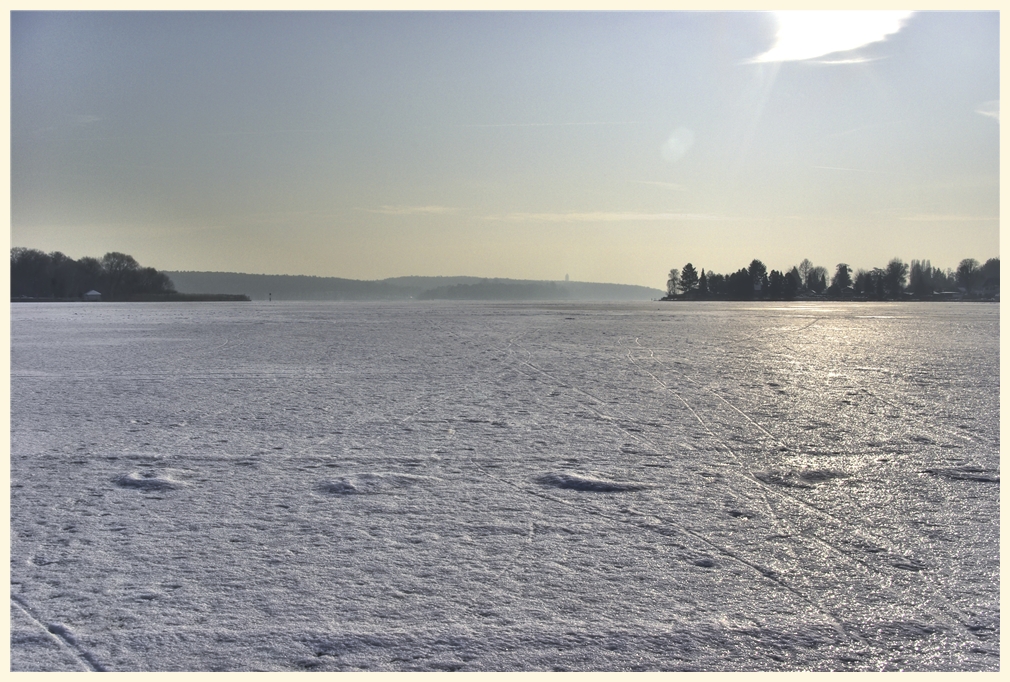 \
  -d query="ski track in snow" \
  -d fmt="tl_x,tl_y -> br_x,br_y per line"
434,310 -> 996,657
11,595 -> 106,671
505,311 -> 994,654
620,336 -> 986,641
10,301 -> 999,671
498,333 -> 875,647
